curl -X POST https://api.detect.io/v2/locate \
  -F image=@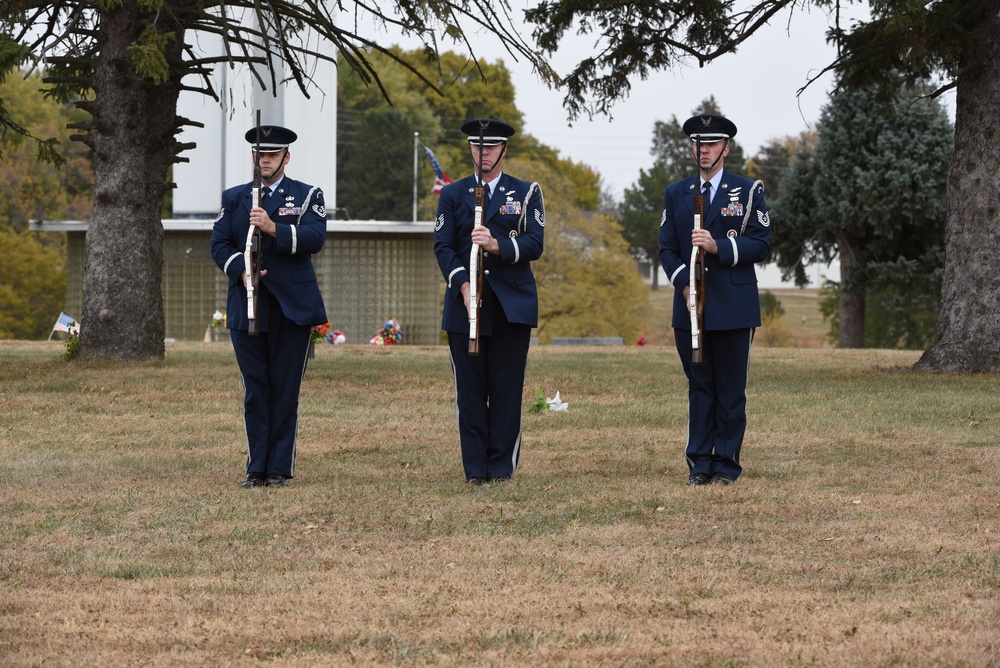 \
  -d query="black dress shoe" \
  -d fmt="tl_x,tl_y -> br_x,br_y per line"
242,473 -> 265,488
687,472 -> 712,486
265,475 -> 288,487
711,472 -> 735,486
